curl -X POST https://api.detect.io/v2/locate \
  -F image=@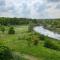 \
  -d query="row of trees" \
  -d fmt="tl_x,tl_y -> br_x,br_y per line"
0,17 -> 38,25
0,17 -> 60,28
